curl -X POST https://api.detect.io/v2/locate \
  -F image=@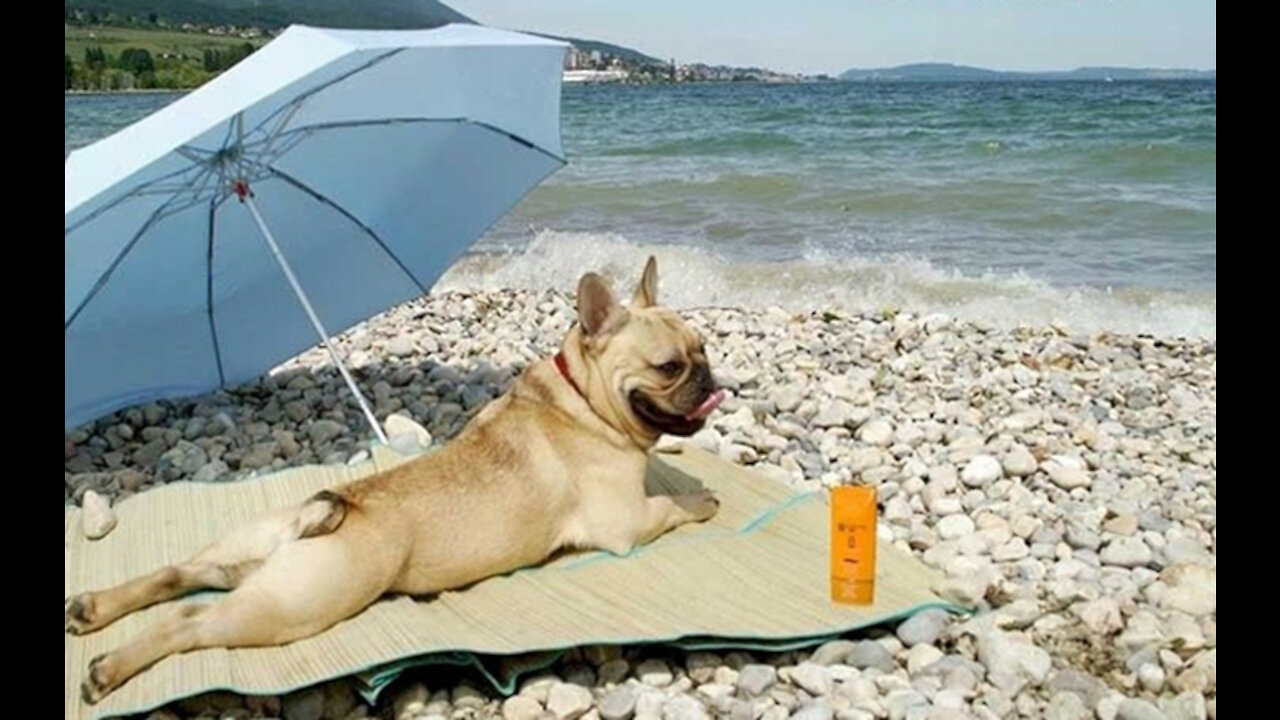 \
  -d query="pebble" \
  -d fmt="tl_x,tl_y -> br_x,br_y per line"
857,419 -> 894,446
810,640 -> 857,666
637,659 -> 674,687
662,694 -> 709,720
385,413 -> 432,453
81,489 -> 117,540
844,641 -> 896,673
1045,691 -> 1092,720
736,664 -> 777,697
503,695 -> 544,720
936,514 -> 975,541
1117,698 -> 1170,720
1045,458 -> 1092,490
975,630 -> 1052,696
1001,446 -> 1037,477
548,682 -> 594,720
1101,537 -> 1154,568
961,455 -> 1002,487
1160,563 -> 1216,616
599,687 -> 638,720
896,609 -> 952,647
62,290 -> 1216,720
790,663 -> 833,695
